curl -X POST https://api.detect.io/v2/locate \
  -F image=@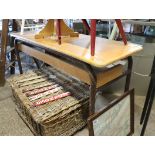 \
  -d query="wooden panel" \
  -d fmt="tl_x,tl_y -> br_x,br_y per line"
18,44 -> 91,84
11,32 -> 143,68
96,65 -> 123,88
18,44 -> 124,88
